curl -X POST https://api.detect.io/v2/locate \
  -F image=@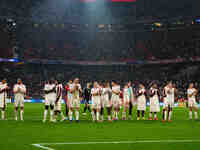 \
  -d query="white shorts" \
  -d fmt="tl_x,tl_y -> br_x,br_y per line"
188,98 -> 198,108
149,96 -> 160,112
45,97 -> 56,106
92,97 -> 101,109
54,101 -> 62,111
137,96 -> 146,111
163,97 -> 174,108
101,95 -> 111,108
103,99 -> 111,108
111,95 -> 120,108
69,99 -> 80,108
15,95 -> 24,107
